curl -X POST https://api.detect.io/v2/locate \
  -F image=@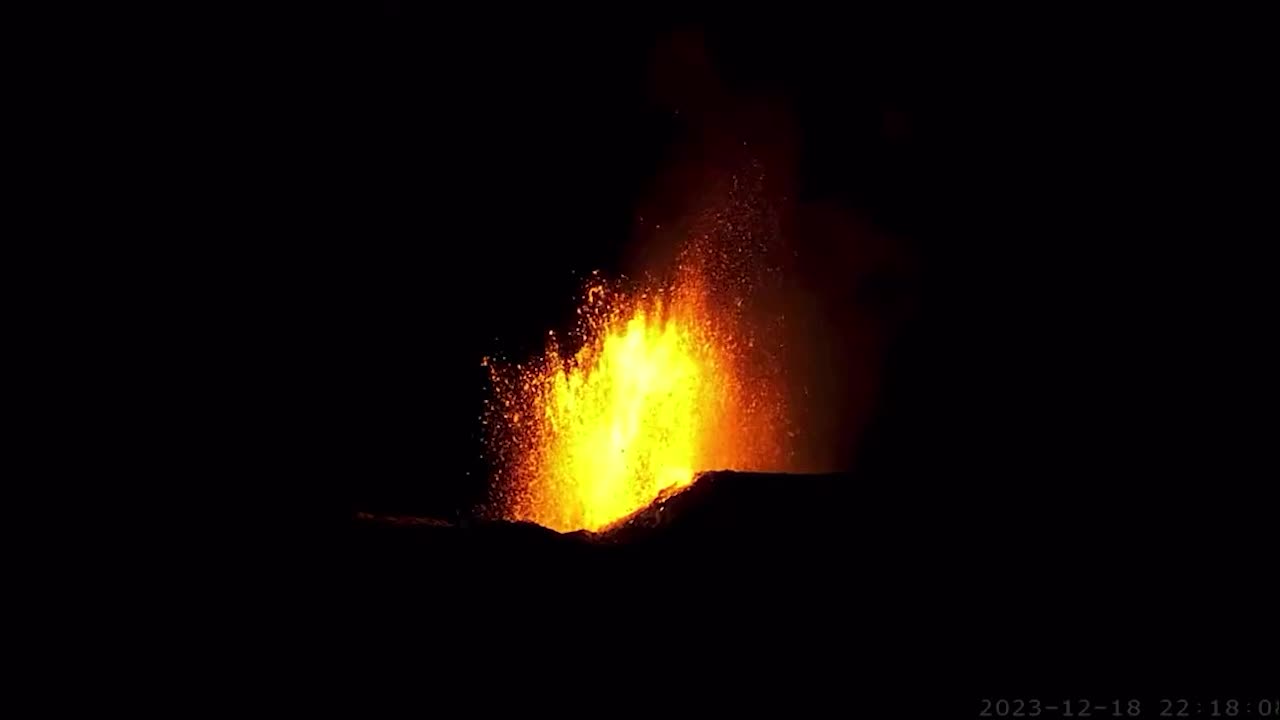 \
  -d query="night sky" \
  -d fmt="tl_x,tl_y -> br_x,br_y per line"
330,14 -> 924,513
323,8 -> 1264,551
